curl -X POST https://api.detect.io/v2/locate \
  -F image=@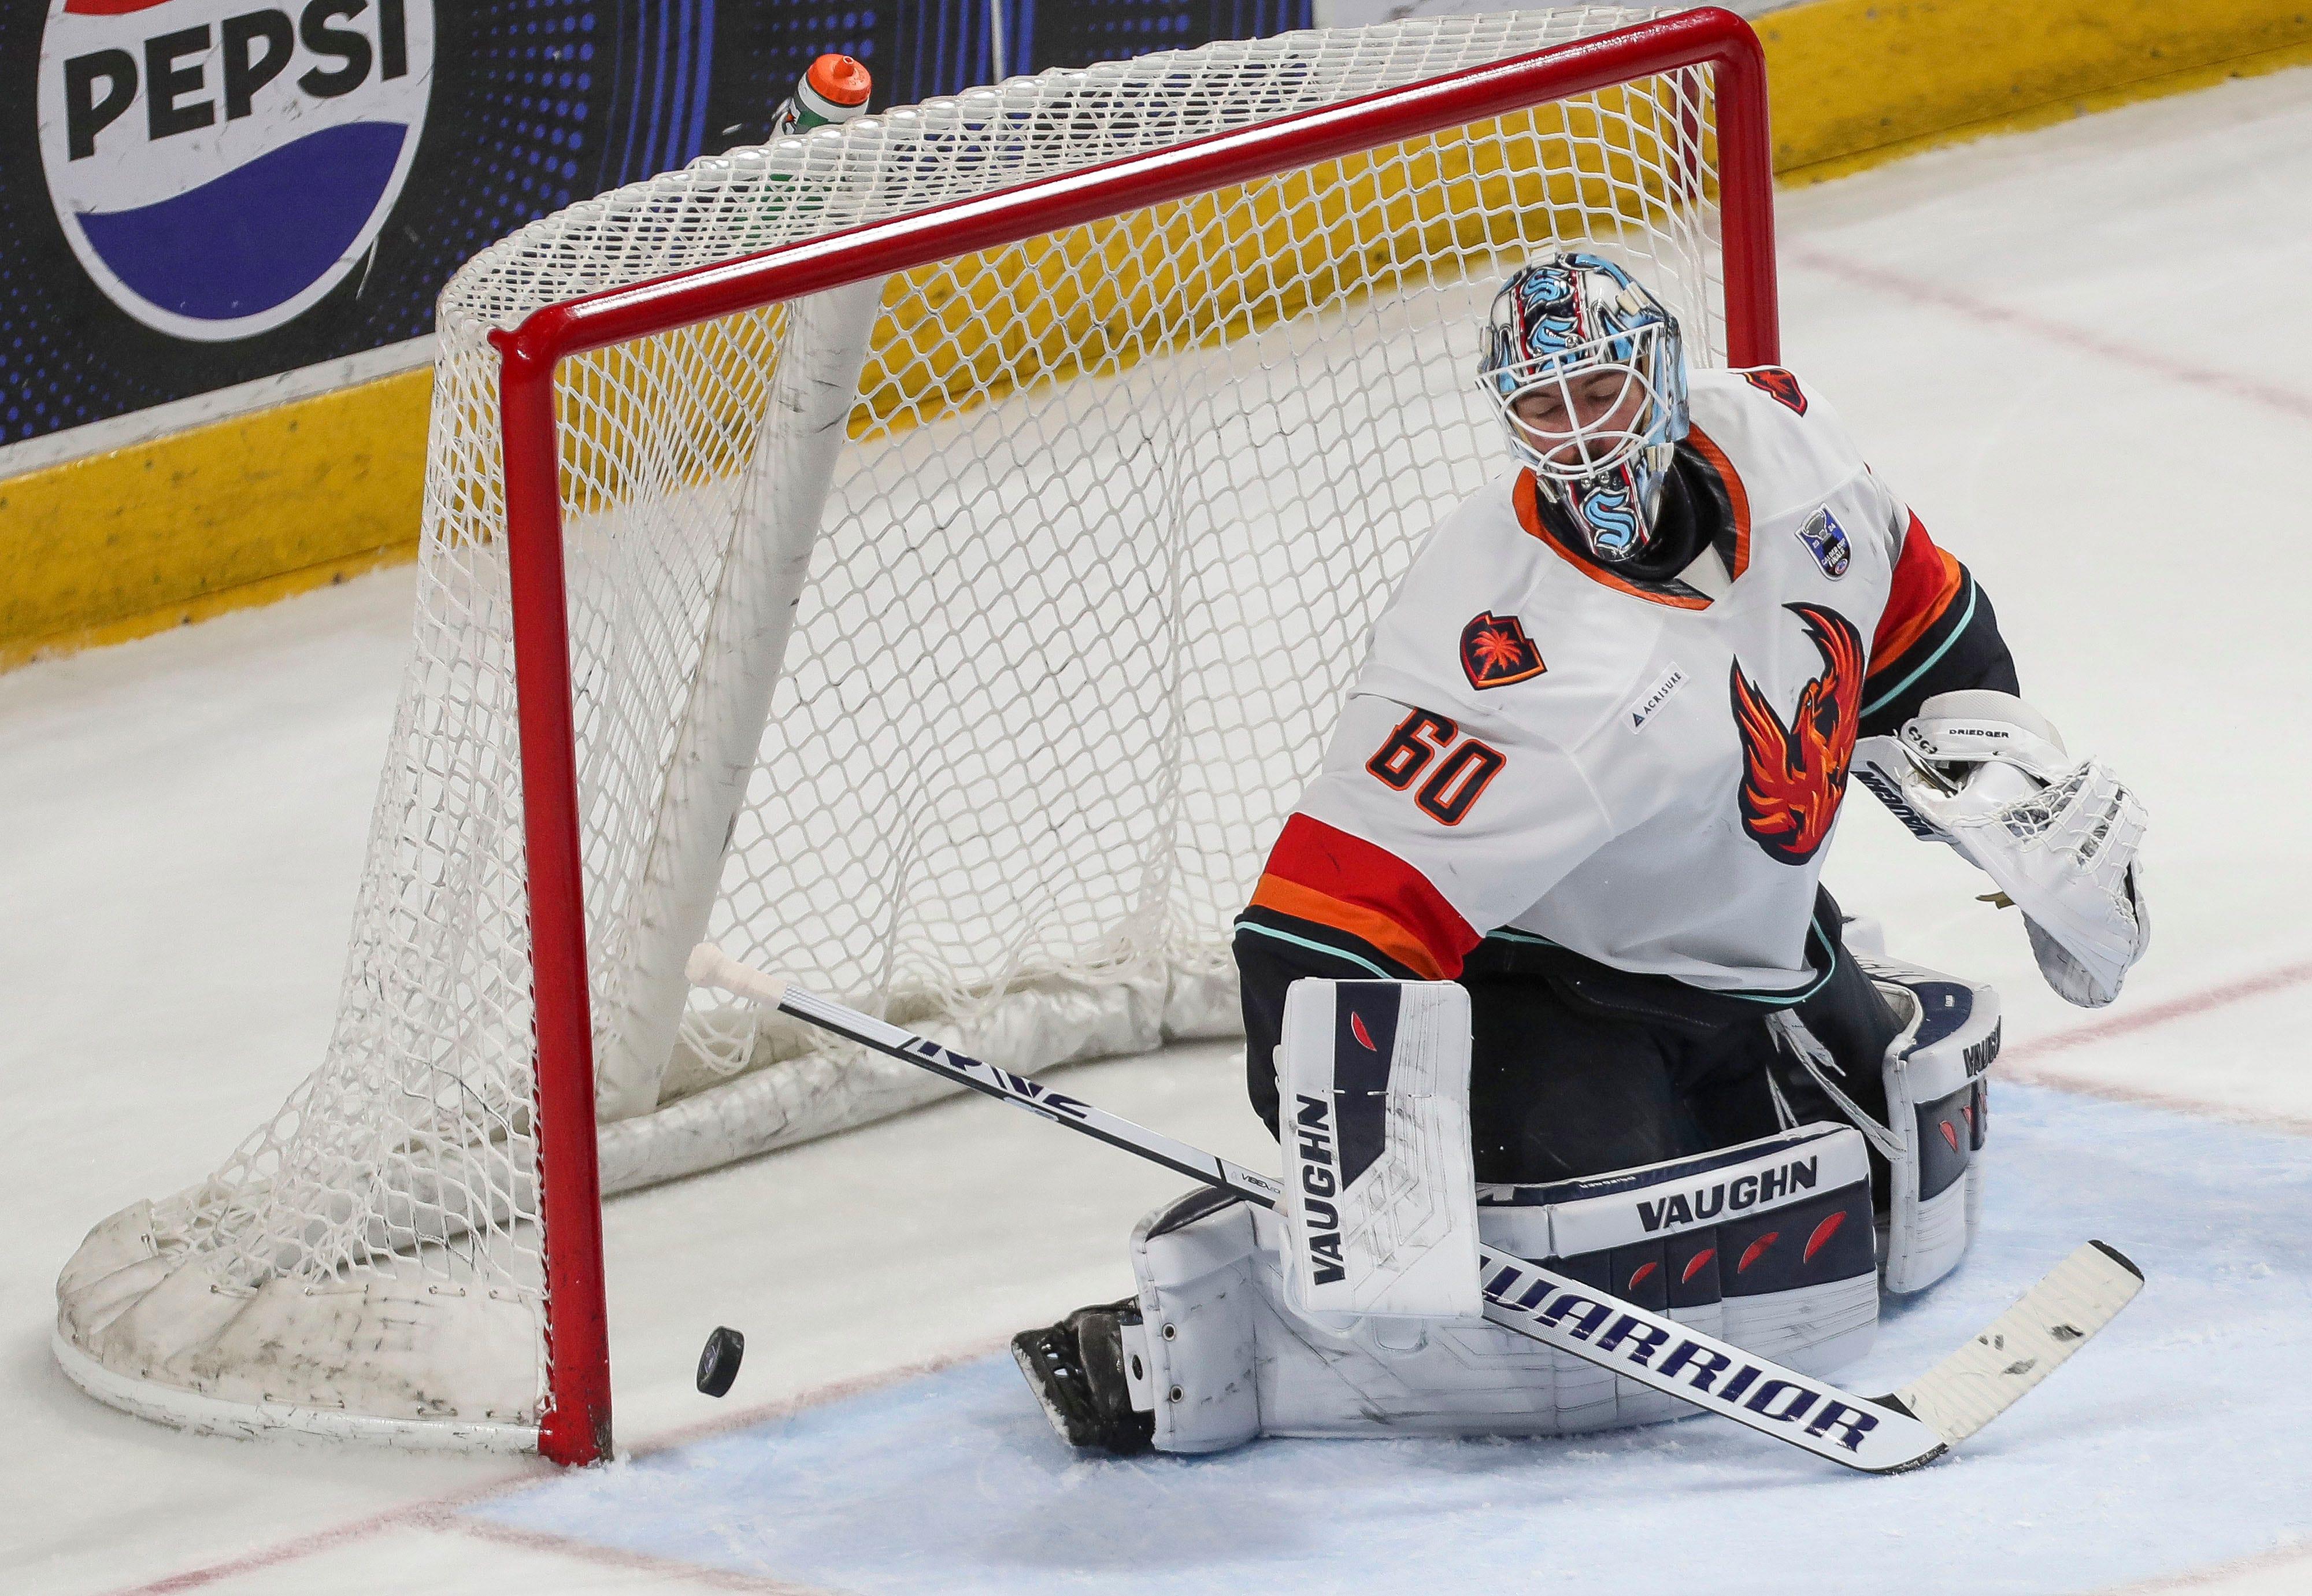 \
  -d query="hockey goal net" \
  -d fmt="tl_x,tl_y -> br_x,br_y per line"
55,6 -> 1775,1464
